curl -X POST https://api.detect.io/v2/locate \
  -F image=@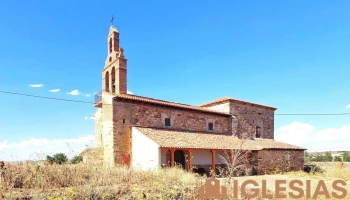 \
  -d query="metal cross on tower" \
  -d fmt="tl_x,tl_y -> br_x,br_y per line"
110,15 -> 115,25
